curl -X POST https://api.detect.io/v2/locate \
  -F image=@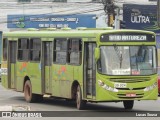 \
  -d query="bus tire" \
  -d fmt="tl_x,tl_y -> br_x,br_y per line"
76,85 -> 86,110
24,80 -> 37,103
123,100 -> 134,109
